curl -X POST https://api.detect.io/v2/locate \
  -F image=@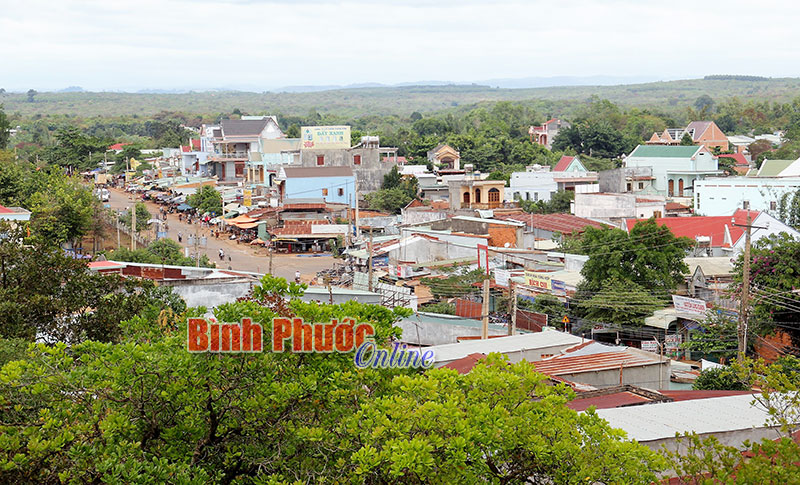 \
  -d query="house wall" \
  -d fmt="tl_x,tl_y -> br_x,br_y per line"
396,318 -> 507,346
299,148 -> 398,192
694,177 -> 800,216
433,342 -> 579,367
574,193 -> 666,219
598,167 -> 653,193
508,172 -> 557,202
625,151 -> 717,196
401,209 -> 448,226
284,175 -> 356,207
393,231 -> 487,263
